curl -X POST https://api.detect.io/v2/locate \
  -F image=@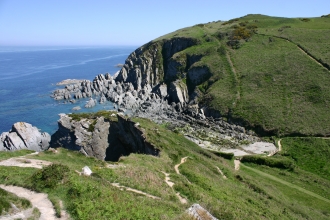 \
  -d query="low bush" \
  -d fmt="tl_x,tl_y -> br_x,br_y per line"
241,155 -> 294,170
208,150 -> 234,160
29,164 -> 70,191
